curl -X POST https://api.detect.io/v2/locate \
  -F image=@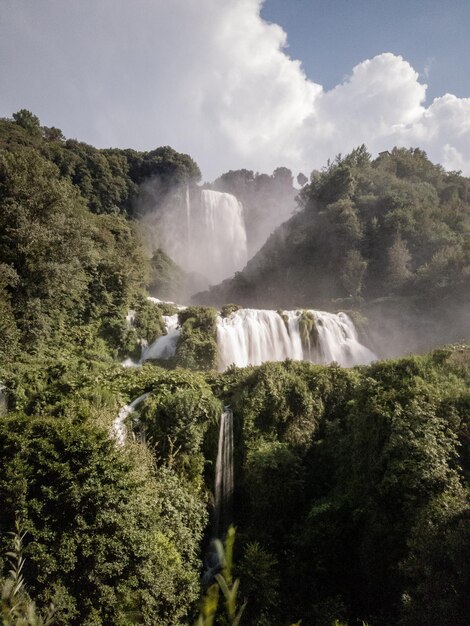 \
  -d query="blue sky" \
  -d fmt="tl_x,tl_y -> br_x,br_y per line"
262,0 -> 470,103
1,0 -> 469,178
